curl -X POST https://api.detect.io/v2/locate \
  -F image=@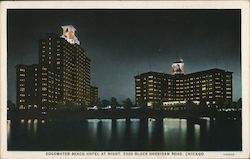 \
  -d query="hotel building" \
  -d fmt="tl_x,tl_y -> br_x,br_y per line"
16,25 -> 93,110
90,86 -> 99,106
135,60 -> 233,107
